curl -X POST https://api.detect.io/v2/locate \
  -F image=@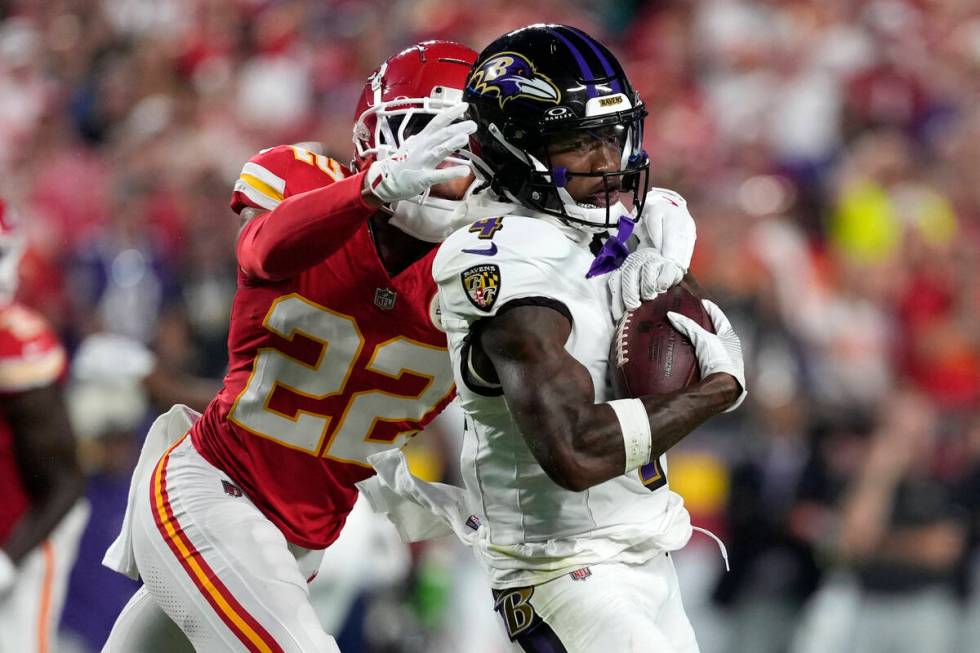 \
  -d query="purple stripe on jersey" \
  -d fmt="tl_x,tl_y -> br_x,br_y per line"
517,623 -> 568,653
564,25 -> 624,94
544,27 -> 597,98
